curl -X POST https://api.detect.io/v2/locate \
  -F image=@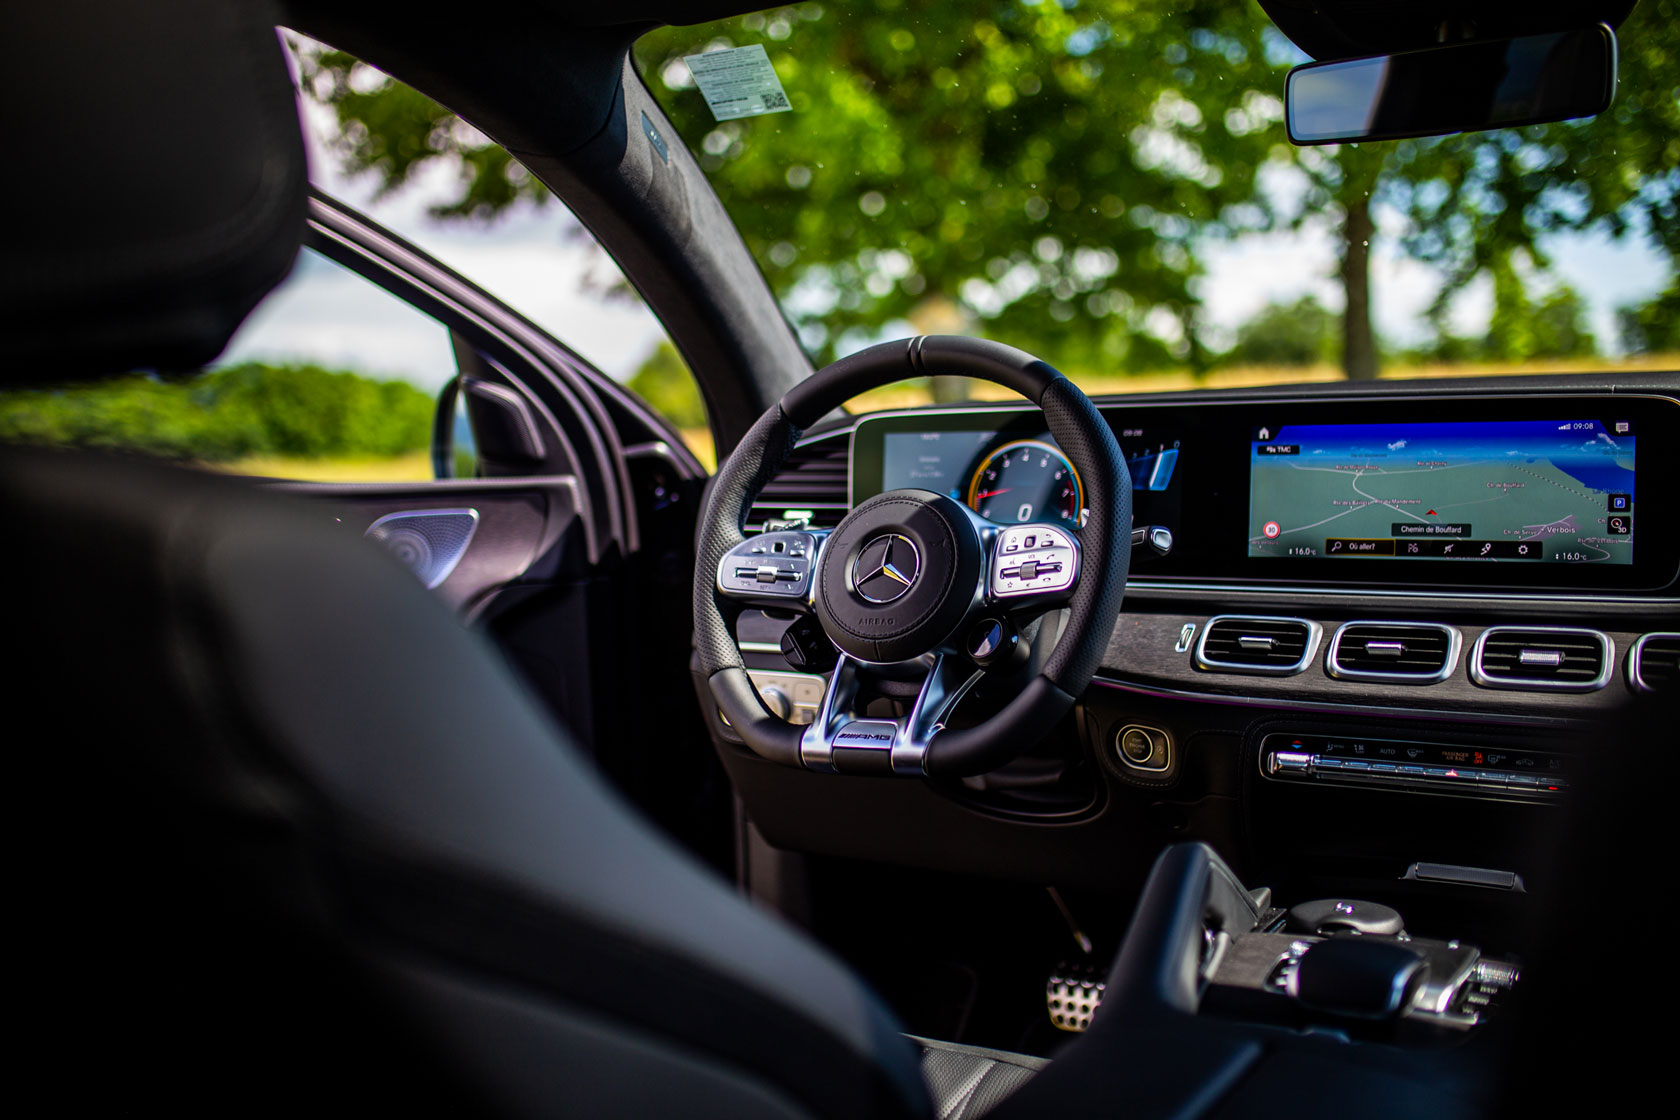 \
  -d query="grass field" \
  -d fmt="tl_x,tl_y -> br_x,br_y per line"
211,355 -> 1679,480
215,449 -> 434,482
